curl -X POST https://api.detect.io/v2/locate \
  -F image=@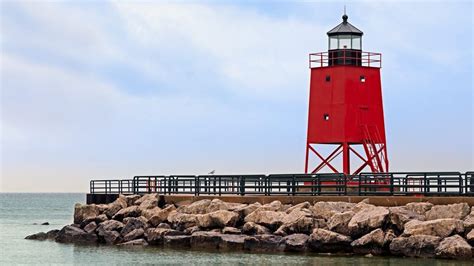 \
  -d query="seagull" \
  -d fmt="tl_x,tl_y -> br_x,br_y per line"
208,170 -> 215,175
